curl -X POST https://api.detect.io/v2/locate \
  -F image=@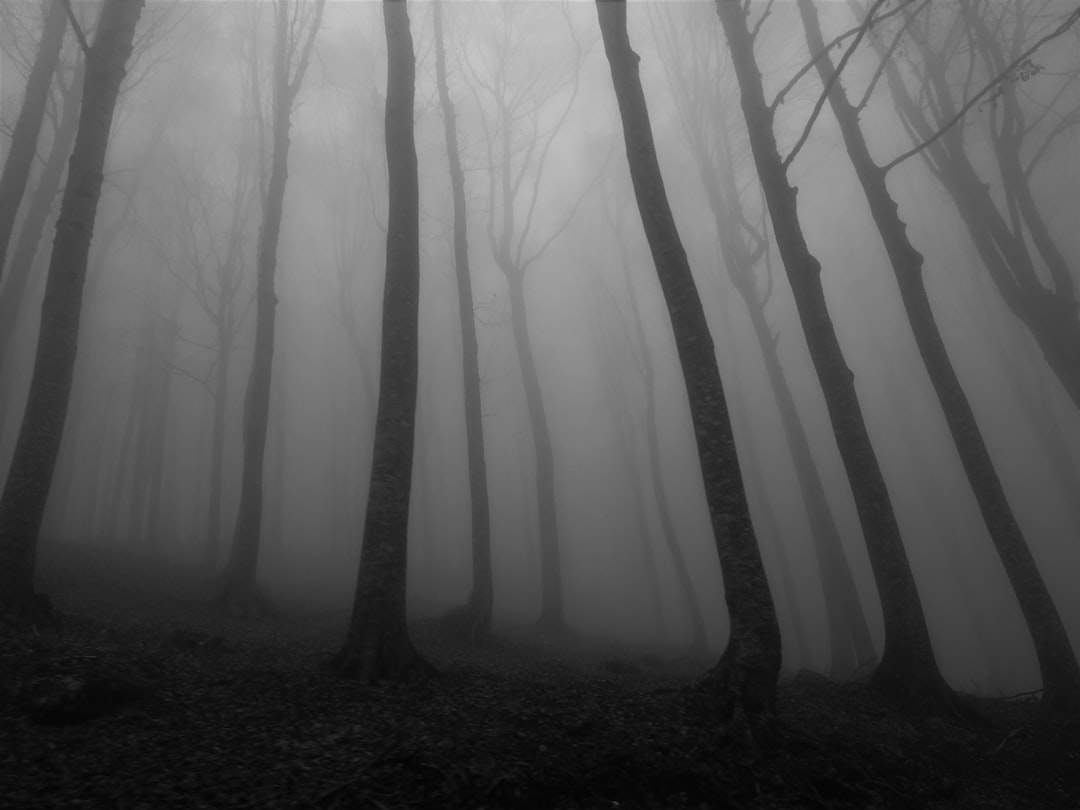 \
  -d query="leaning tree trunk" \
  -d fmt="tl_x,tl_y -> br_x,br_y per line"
219,0 -> 323,614
432,0 -> 493,642
0,0 -> 144,622
0,0 -> 67,285
598,0 -> 781,720
715,0 -> 953,711
798,0 -> 1080,713
333,0 -> 434,683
